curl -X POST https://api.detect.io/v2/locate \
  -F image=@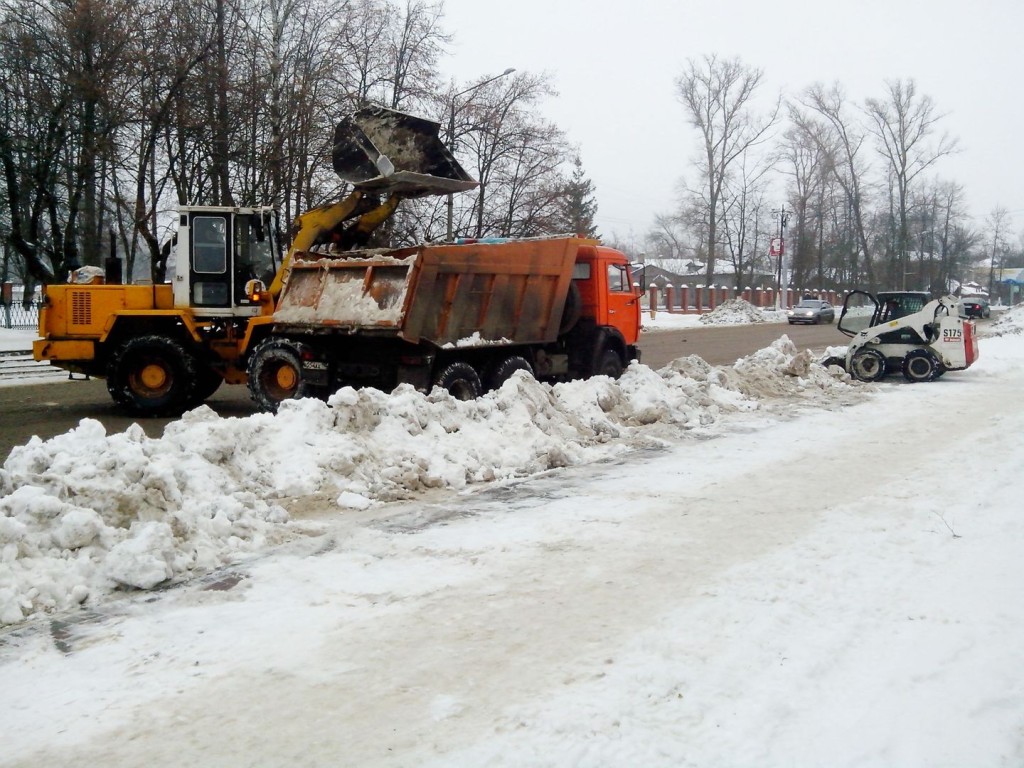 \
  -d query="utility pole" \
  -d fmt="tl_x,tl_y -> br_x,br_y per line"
770,205 -> 790,309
